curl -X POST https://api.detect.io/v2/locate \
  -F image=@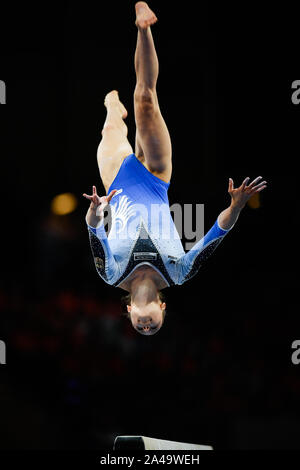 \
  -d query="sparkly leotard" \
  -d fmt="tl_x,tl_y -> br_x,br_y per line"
87,154 -> 232,287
